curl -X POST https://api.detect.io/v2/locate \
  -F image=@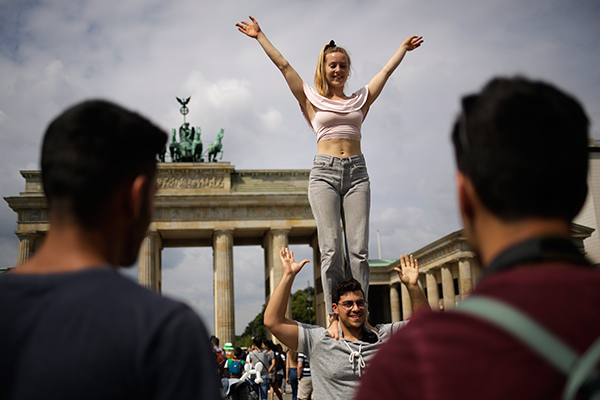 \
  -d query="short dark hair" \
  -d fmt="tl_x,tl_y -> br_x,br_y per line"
252,336 -> 263,348
451,76 -> 589,222
41,100 -> 167,227
210,335 -> 219,346
234,347 -> 243,359
332,278 -> 364,305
